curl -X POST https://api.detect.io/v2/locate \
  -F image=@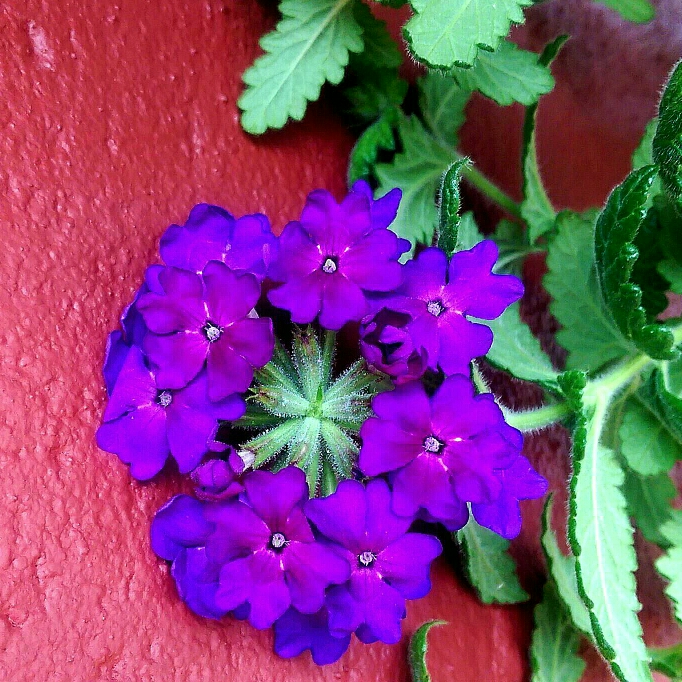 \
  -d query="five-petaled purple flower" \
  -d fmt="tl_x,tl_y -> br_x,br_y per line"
267,185 -> 410,330
305,479 -> 442,644
137,261 -> 274,401
359,375 -> 546,538
160,204 -> 277,278
366,243 -> 523,377
205,467 -> 350,629
97,346 -> 245,479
